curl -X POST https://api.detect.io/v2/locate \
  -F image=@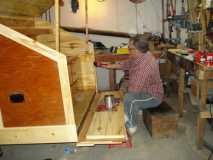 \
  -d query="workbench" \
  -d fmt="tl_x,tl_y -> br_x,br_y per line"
167,49 -> 213,149
95,51 -> 163,90
95,52 -> 129,90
